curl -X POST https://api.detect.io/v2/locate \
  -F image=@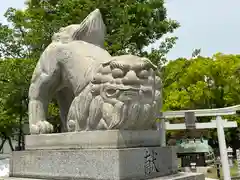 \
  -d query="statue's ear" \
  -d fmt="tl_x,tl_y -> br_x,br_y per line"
141,57 -> 157,70
72,9 -> 106,48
